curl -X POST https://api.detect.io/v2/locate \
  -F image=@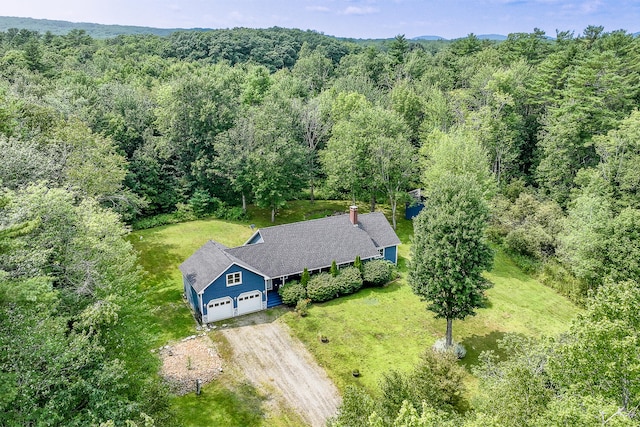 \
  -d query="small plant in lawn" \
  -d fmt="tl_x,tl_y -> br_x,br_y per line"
352,369 -> 360,377
319,333 -> 329,343
295,298 -> 310,317
187,356 -> 193,370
